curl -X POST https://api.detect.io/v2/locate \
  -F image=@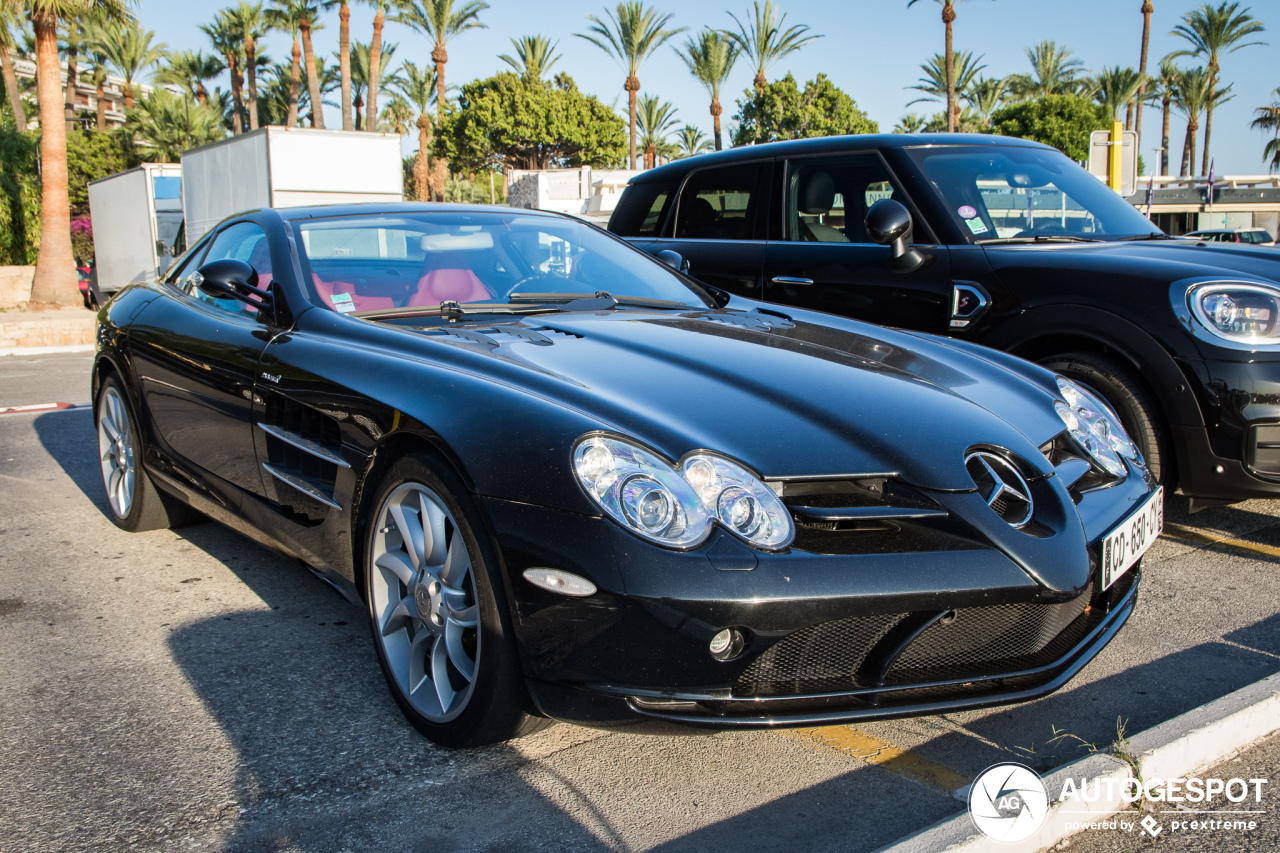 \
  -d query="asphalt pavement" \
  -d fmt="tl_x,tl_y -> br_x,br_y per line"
2,351 -> 1279,853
